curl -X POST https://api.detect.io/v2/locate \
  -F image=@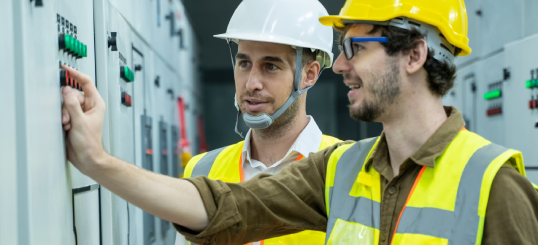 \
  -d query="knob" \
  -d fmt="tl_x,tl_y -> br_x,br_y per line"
154,76 -> 160,87
108,32 -> 118,51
